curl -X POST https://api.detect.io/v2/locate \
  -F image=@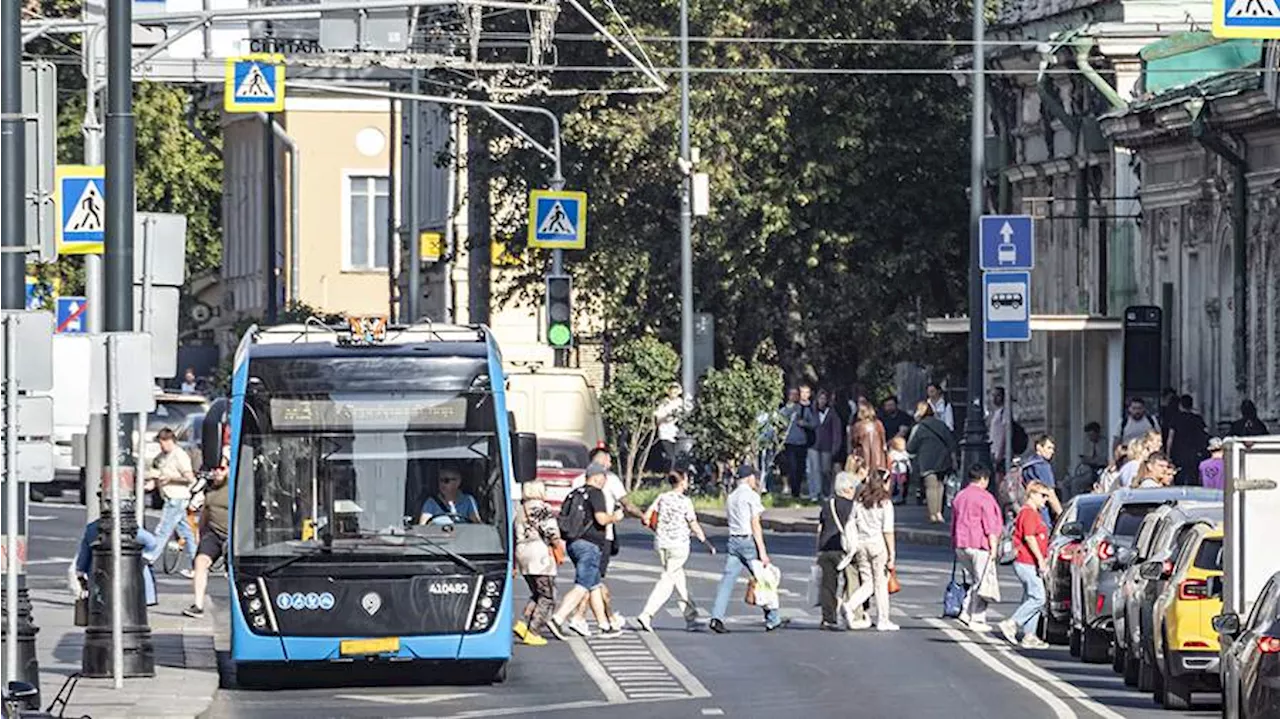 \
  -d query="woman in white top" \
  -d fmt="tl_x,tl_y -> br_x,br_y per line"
846,470 -> 899,631
513,481 -> 562,646
635,471 -> 714,632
